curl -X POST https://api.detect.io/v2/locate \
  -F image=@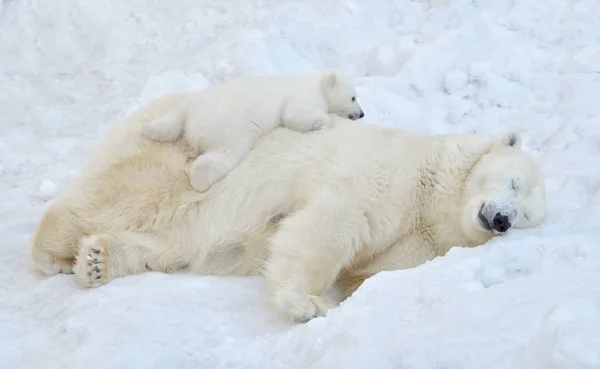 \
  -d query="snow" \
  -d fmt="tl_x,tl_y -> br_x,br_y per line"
1,0 -> 599,368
